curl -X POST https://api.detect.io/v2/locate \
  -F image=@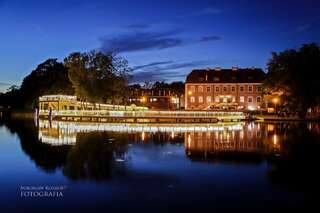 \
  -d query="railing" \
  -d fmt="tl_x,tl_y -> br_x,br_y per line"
39,109 -> 245,120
